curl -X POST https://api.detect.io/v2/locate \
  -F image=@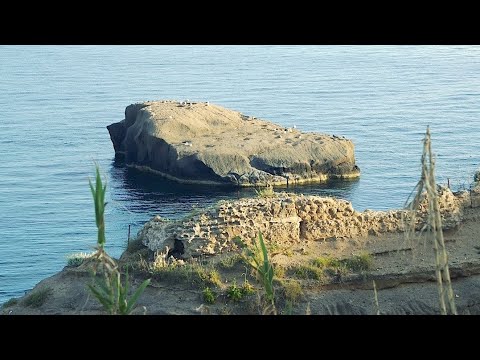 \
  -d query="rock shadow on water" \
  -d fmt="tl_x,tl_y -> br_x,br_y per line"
110,157 -> 360,219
